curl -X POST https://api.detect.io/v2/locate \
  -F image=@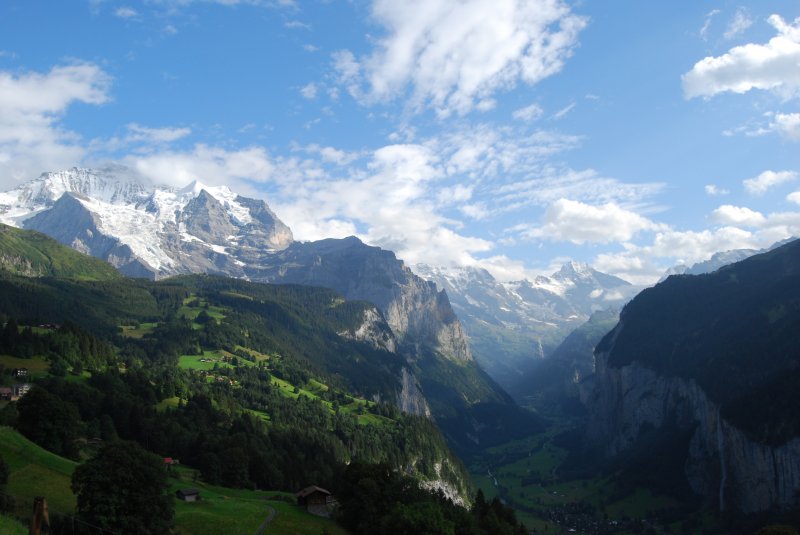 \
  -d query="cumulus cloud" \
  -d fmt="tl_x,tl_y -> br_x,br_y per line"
682,14 -> 800,99
123,144 -> 275,189
770,112 -> 800,140
0,63 -> 112,186
335,0 -> 587,116
272,142 -> 494,267
743,169 -> 797,195
711,204 -> 766,227
788,191 -> 800,204
520,199 -> 665,244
